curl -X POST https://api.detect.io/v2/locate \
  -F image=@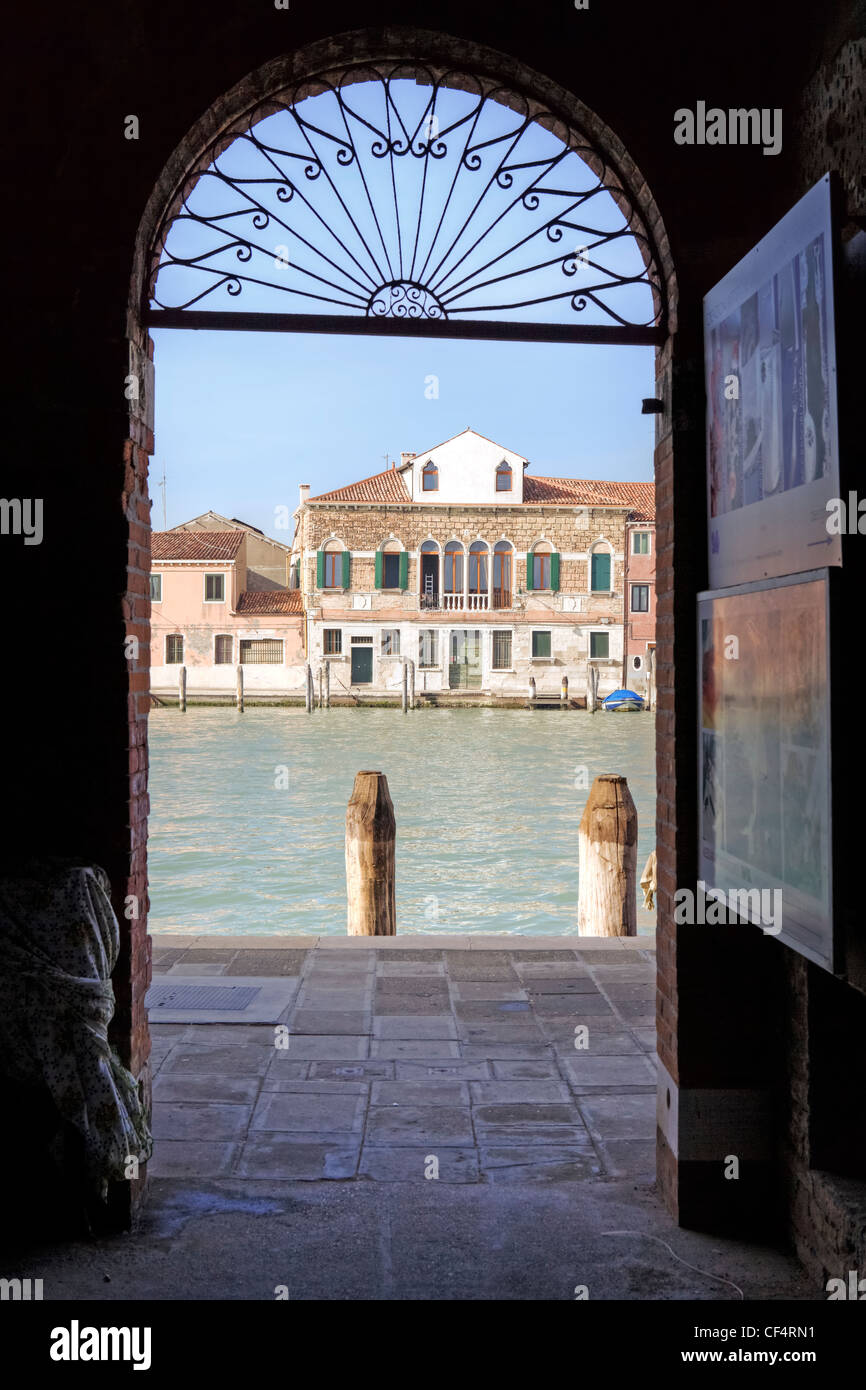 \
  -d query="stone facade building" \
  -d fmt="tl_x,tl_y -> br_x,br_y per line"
292,429 -> 654,701
624,516 -> 657,694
